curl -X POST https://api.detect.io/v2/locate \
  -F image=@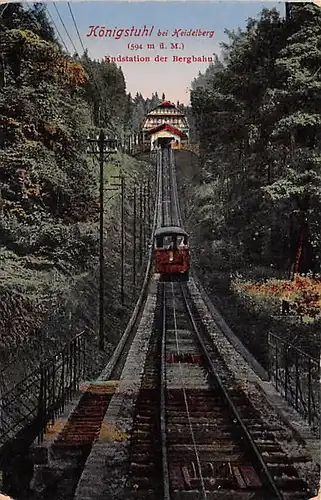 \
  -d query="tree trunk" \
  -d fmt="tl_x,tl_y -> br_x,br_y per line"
291,225 -> 303,279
